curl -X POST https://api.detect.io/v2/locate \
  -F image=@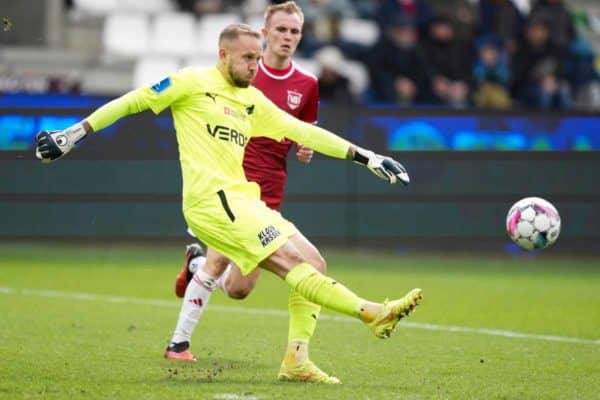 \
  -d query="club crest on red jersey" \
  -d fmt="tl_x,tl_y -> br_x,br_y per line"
287,90 -> 302,110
